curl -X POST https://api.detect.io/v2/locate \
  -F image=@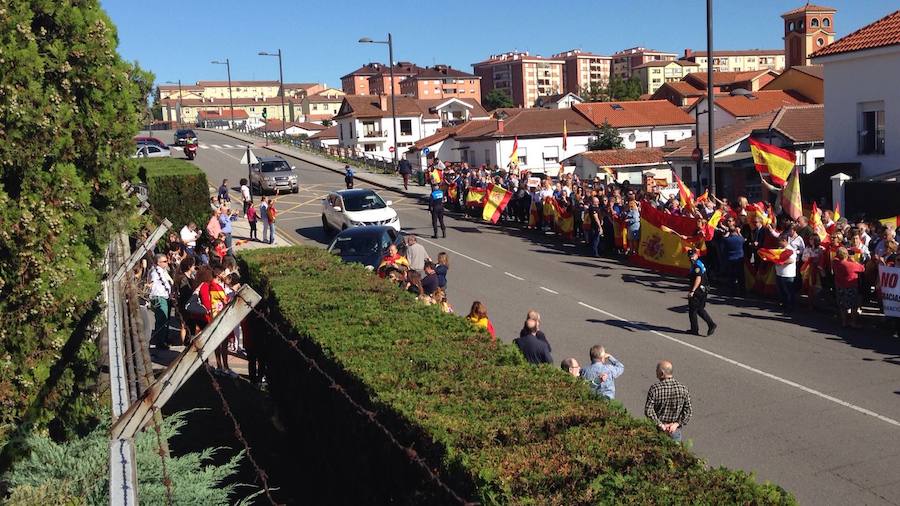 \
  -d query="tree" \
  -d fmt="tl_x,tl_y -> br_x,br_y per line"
0,0 -> 151,456
587,121 -> 625,151
605,76 -> 643,102
483,89 -> 514,110
579,83 -> 609,102
320,119 -> 333,127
